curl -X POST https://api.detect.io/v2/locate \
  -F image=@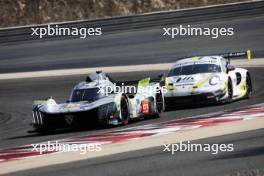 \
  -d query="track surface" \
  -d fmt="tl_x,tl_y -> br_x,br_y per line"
4,129 -> 264,176
0,68 -> 263,149
0,14 -> 263,73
